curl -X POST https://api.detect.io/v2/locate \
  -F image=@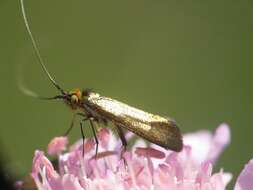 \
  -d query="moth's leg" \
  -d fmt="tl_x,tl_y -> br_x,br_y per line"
89,118 -> 99,158
79,121 -> 85,157
79,117 -> 89,157
115,124 -> 127,160
115,124 -> 127,150
64,112 -> 86,136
